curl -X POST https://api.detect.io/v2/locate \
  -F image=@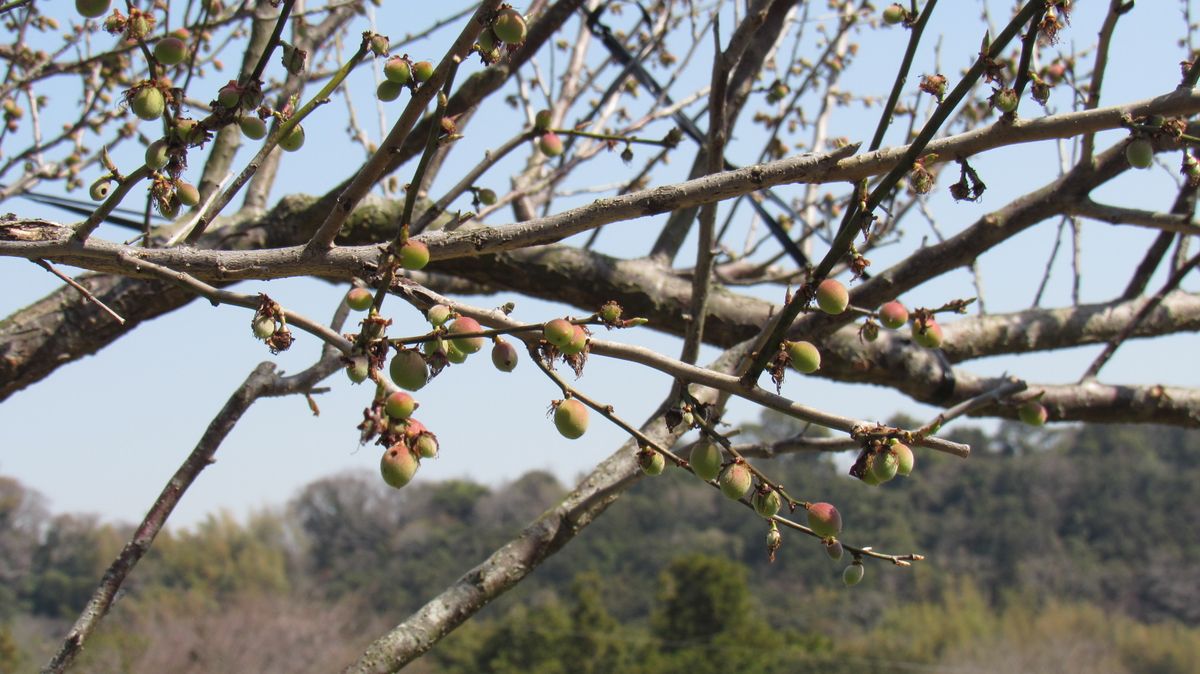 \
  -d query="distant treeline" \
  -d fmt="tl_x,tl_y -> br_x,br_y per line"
1,417 -> 1197,673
